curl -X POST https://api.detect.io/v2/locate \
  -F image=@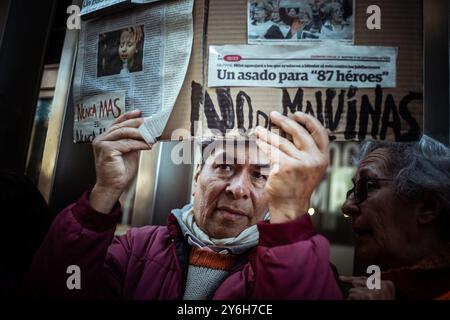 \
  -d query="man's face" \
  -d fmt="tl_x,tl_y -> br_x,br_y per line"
193,144 -> 270,238
118,30 -> 137,63
253,7 -> 268,23
271,11 -> 280,22
287,8 -> 297,18
331,6 -> 344,23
